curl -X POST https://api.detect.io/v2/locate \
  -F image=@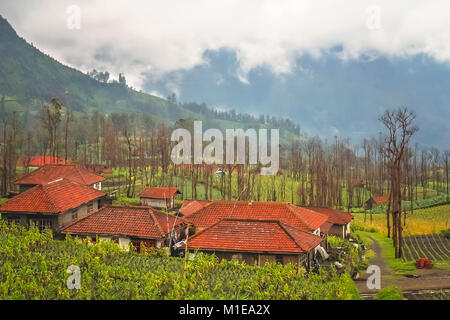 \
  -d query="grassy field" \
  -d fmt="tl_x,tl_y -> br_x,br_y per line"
352,204 -> 450,236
